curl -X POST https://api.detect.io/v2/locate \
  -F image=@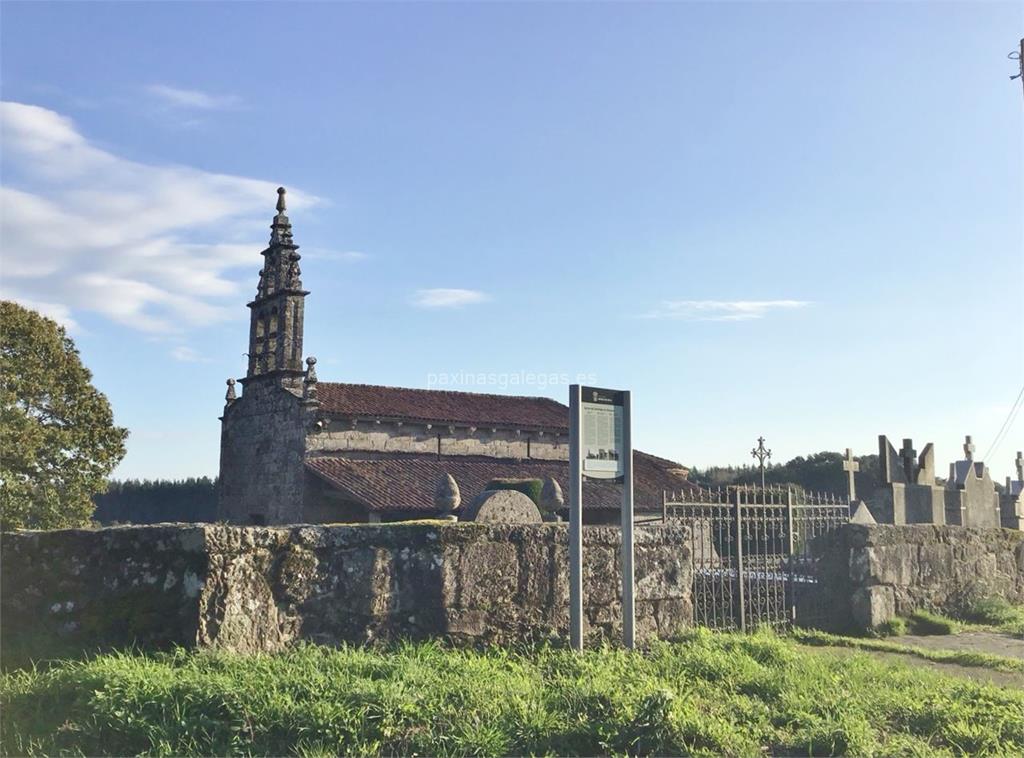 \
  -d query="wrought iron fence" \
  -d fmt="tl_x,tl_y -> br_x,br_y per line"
663,486 -> 849,632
